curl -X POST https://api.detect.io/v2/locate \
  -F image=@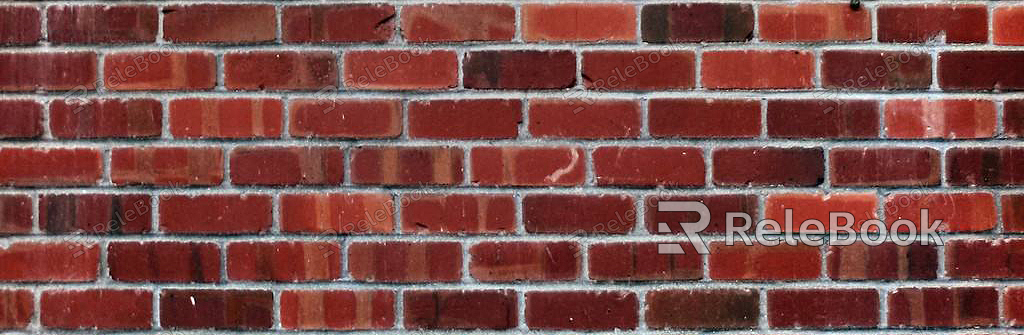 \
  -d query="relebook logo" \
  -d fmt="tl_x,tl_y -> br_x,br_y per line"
656,201 -> 945,255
